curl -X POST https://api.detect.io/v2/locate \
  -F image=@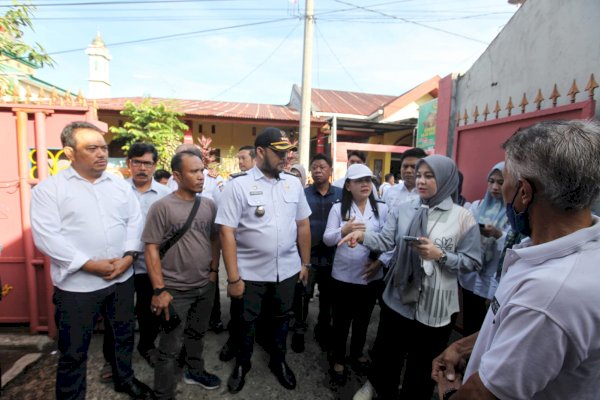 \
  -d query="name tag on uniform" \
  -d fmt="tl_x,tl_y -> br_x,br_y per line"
250,191 -> 263,196
490,296 -> 500,315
